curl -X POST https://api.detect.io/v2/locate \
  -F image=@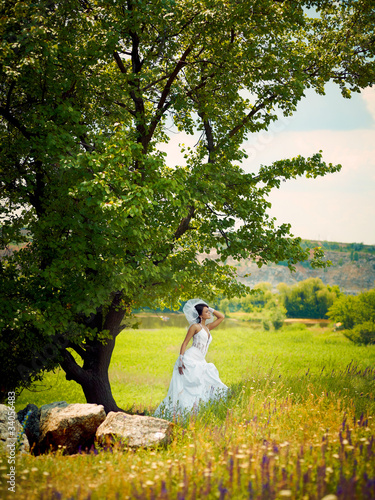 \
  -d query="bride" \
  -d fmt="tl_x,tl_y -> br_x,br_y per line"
154,299 -> 228,419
